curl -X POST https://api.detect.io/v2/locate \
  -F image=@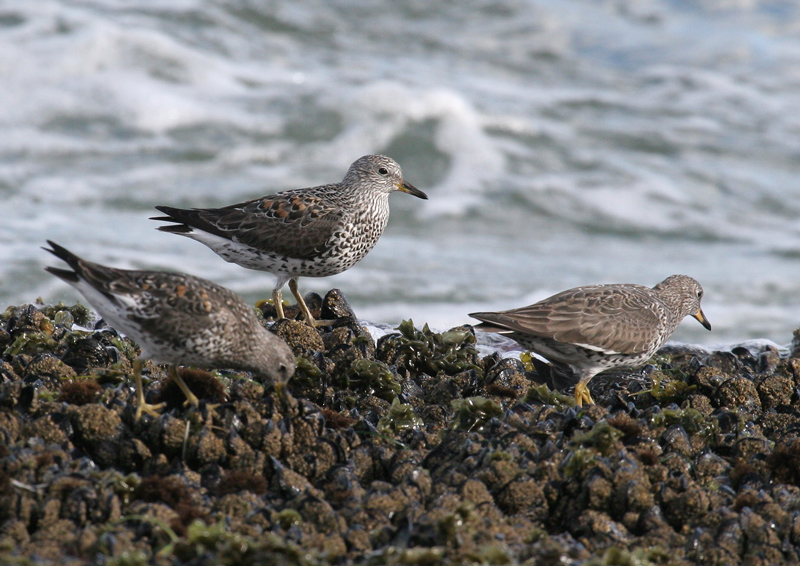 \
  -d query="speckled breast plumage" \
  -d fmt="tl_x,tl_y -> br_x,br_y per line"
233,191 -> 391,279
